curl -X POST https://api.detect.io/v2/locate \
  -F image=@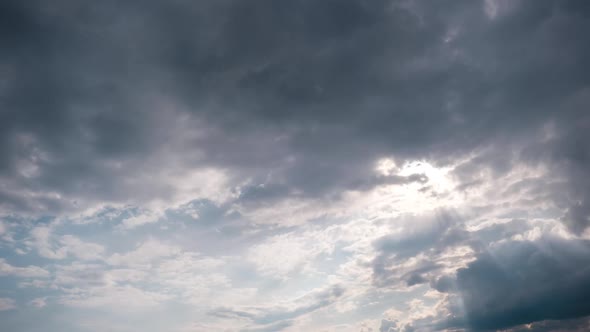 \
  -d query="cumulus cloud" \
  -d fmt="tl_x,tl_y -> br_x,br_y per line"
28,226 -> 104,260
448,237 -> 590,331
